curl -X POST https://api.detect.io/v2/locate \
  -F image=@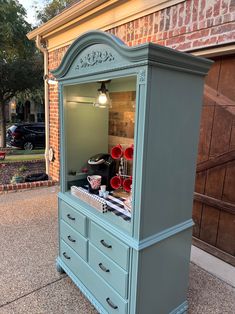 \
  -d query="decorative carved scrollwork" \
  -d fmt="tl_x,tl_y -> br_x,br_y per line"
76,50 -> 115,70
139,69 -> 146,83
